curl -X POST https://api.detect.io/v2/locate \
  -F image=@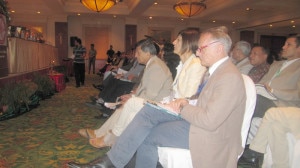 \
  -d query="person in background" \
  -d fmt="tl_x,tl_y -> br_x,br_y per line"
252,34 -> 300,118
73,37 -> 86,88
247,44 -> 273,83
88,44 -> 97,74
231,41 -> 253,75
106,45 -> 115,64
161,42 -> 181,80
